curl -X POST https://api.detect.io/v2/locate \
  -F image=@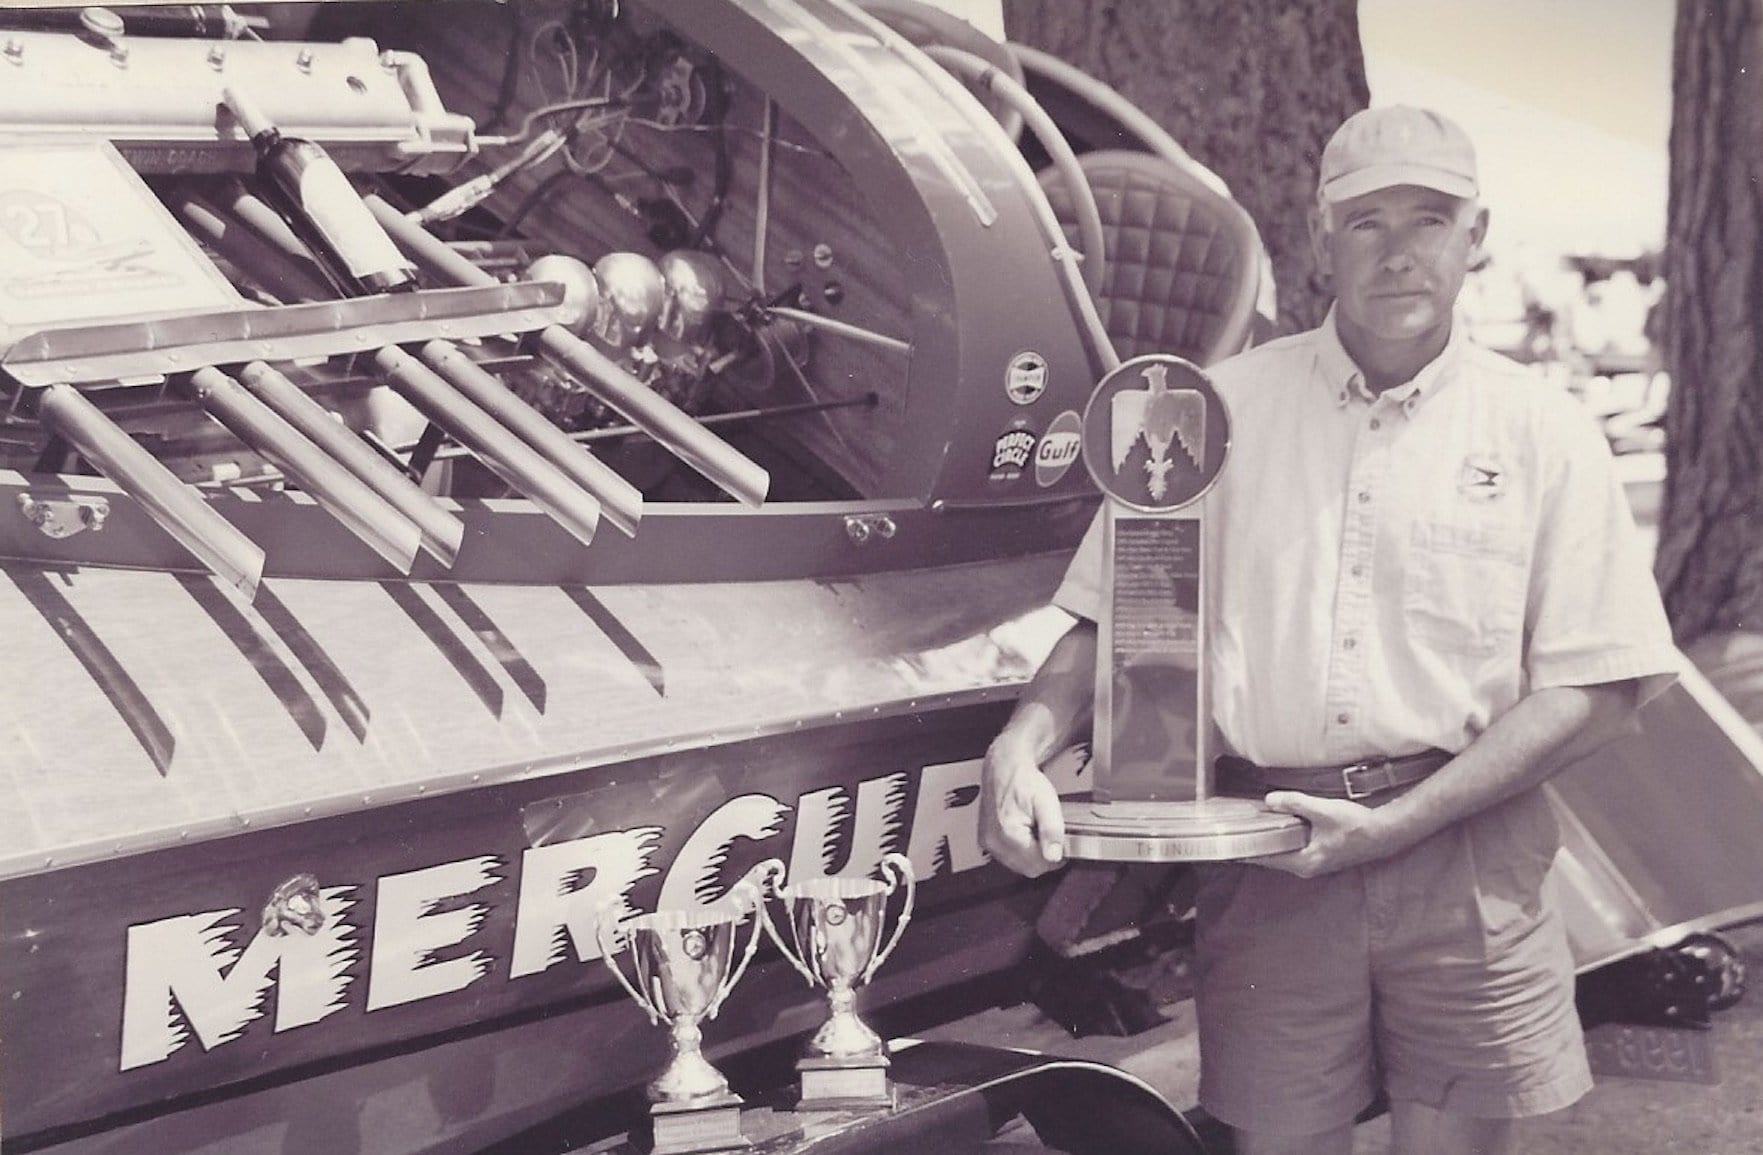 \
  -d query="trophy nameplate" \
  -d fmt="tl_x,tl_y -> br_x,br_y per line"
796,1055 -> 895,1110
1062,355 -> 1307,861
645,1093 -> 750,1155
